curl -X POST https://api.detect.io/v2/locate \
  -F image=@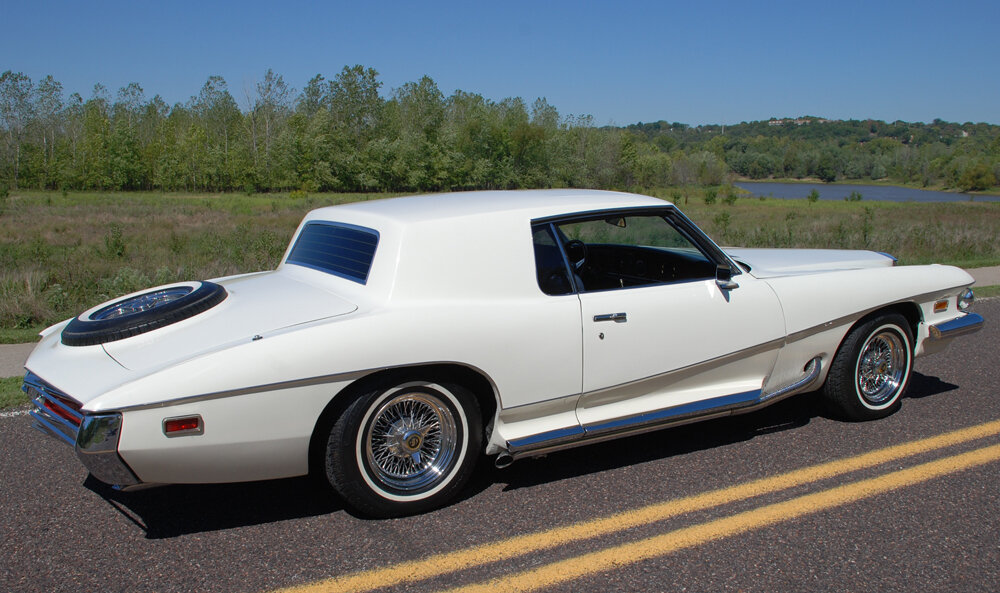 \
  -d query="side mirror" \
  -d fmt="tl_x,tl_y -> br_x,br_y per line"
716,264 -> 739,291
